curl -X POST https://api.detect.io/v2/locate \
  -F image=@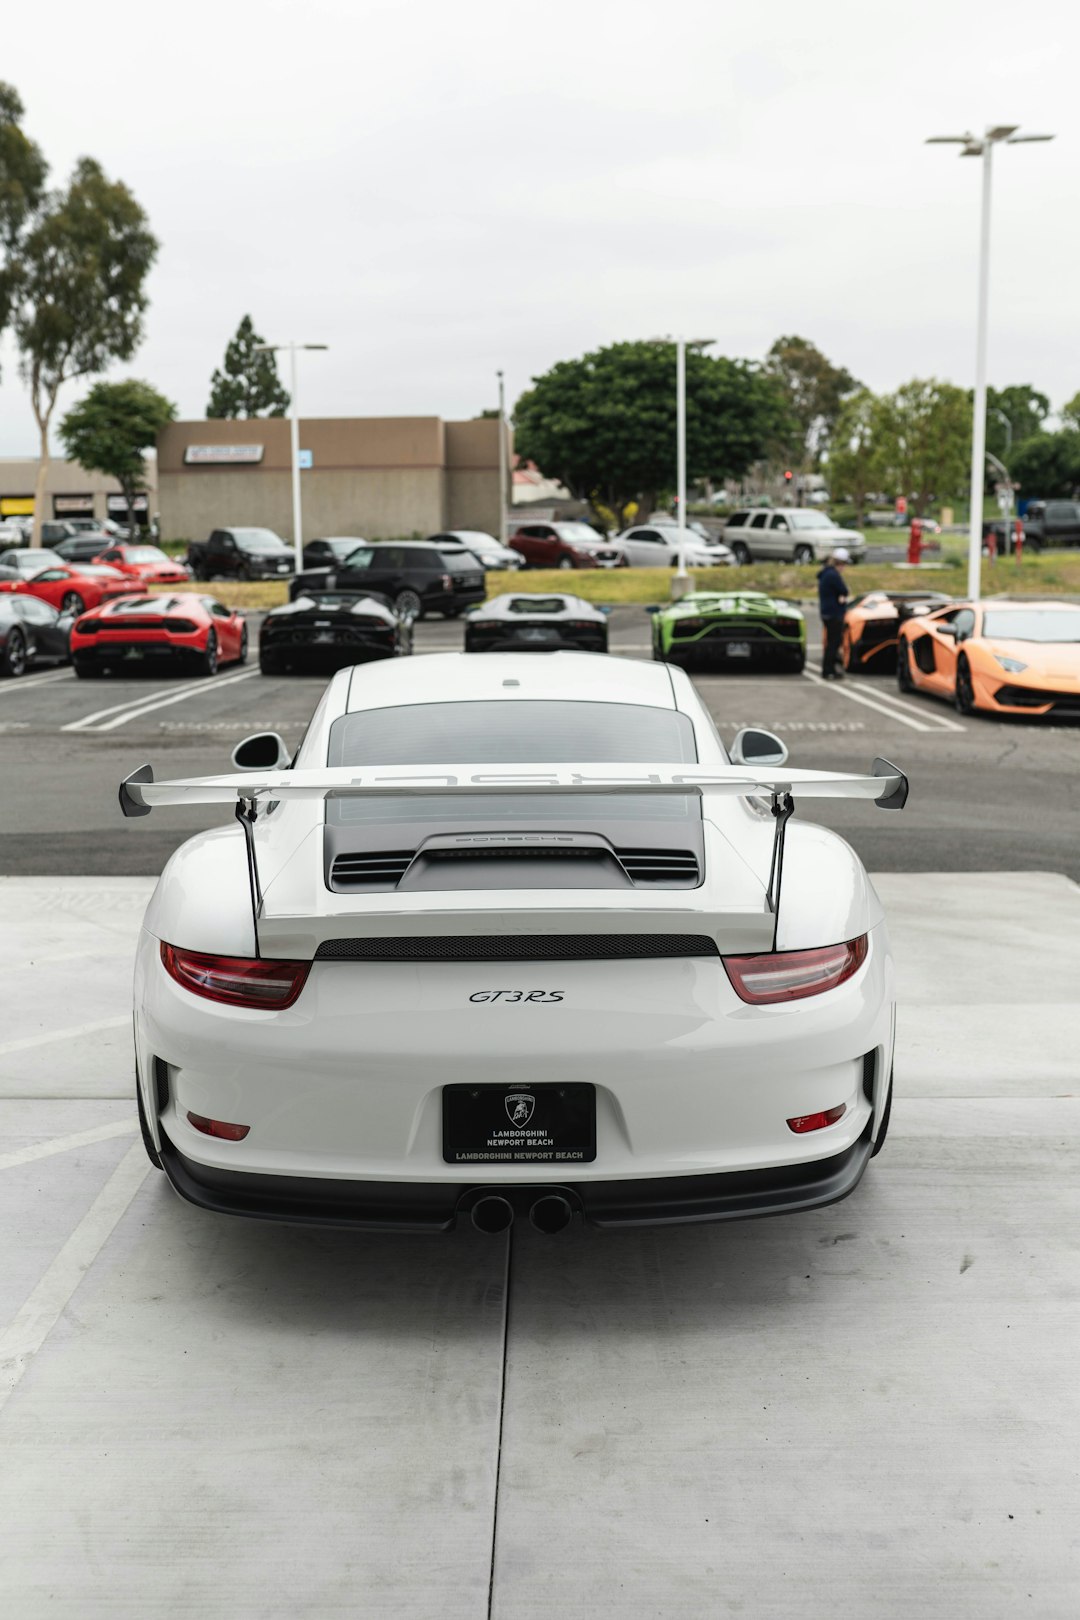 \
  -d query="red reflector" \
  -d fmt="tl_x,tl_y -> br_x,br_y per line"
187,1111 -> 250,1141
787,1104 -> 846,1135
722,936 -> 868,1004
161,942 -> 310,1009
